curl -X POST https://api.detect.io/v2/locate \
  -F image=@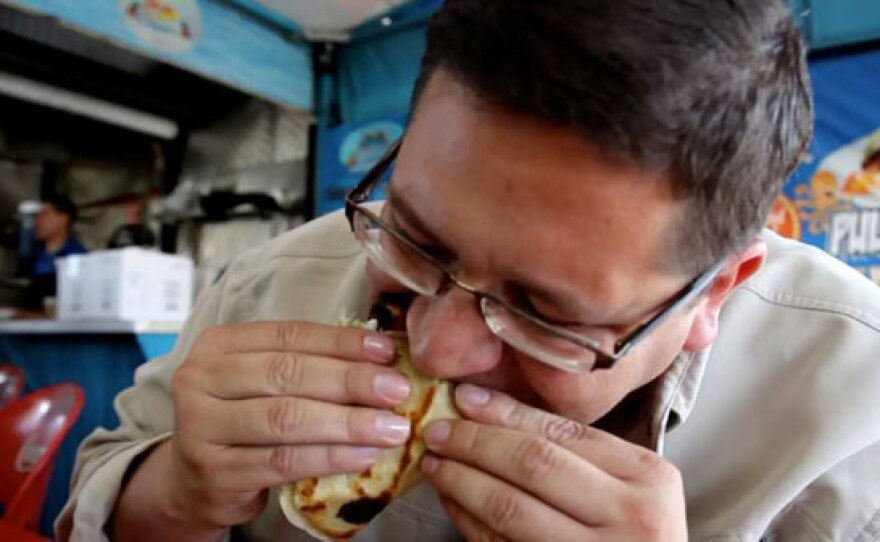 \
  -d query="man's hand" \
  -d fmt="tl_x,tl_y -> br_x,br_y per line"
420,384 -> 687,542
115,321 -> 414,540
